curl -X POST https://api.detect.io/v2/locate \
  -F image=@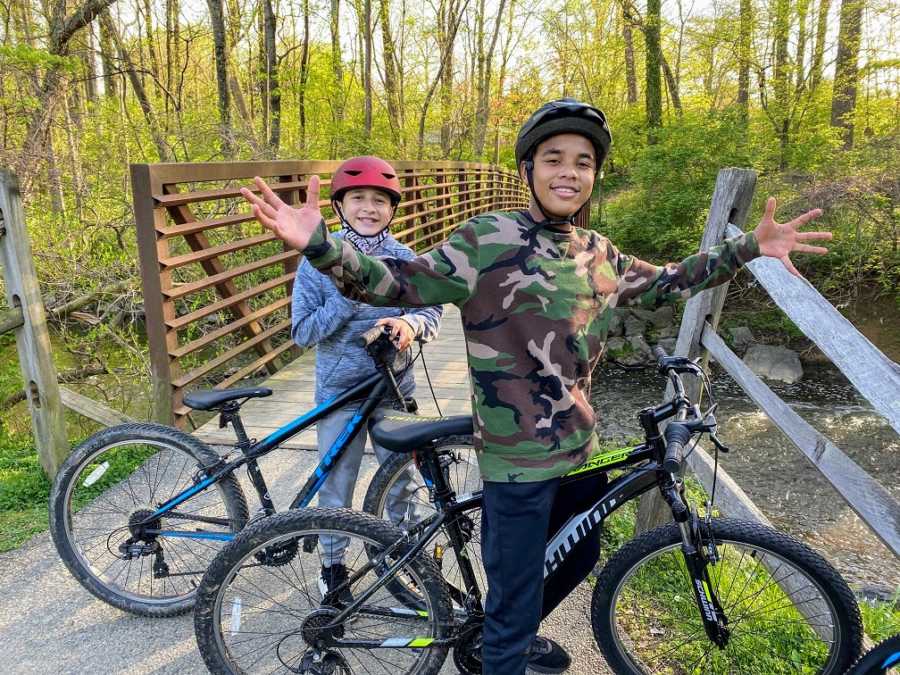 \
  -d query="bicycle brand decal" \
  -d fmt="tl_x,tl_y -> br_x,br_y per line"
565,447 -> 633,477
544,496 -> 617,577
